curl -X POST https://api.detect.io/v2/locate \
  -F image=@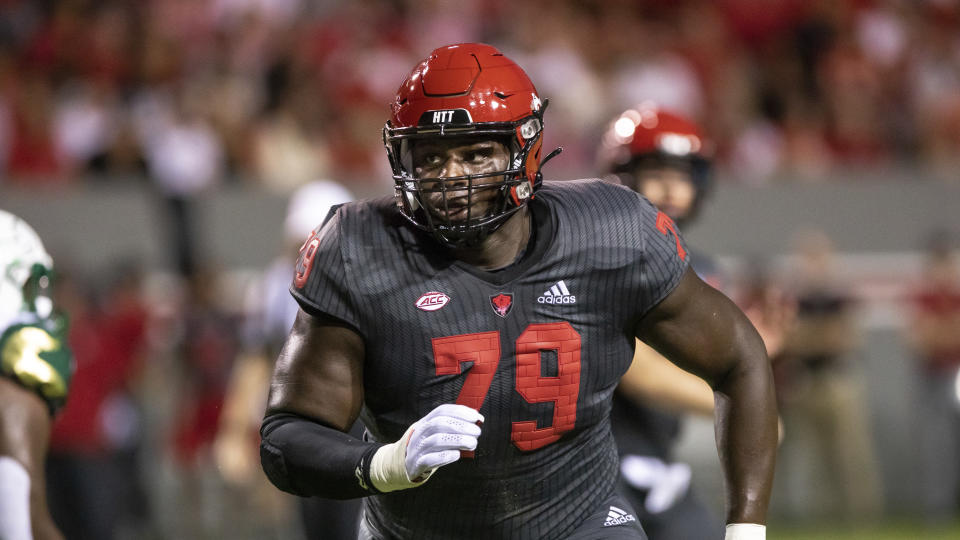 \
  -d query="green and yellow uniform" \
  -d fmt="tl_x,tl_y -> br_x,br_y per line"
0,315 -> 72,414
